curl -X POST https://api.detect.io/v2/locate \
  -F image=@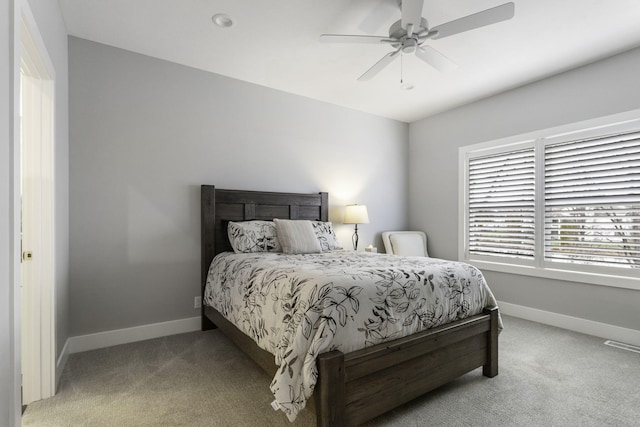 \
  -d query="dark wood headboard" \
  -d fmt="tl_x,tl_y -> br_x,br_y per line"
200,185 -> 329,299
